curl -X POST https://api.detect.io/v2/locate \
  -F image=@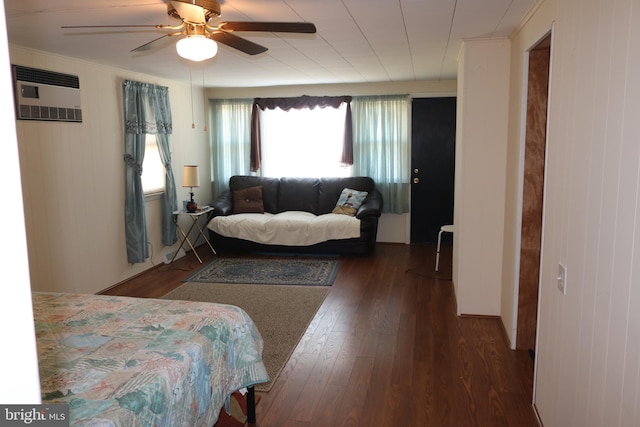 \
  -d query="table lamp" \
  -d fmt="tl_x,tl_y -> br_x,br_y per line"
183,165 -> 200,212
